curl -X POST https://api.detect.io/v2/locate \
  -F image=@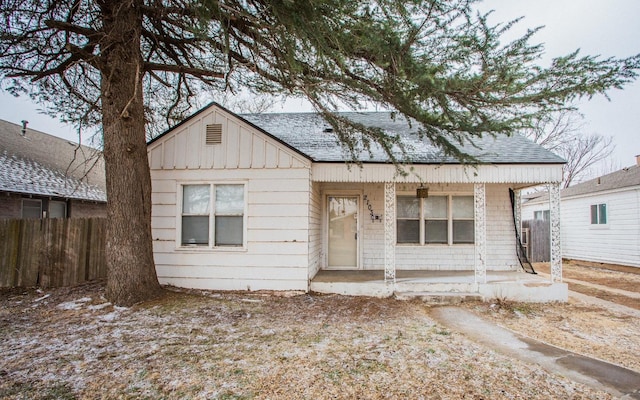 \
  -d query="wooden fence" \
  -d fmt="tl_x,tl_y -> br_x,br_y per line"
522,219 -> 550,263
0,218 -> 106,288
